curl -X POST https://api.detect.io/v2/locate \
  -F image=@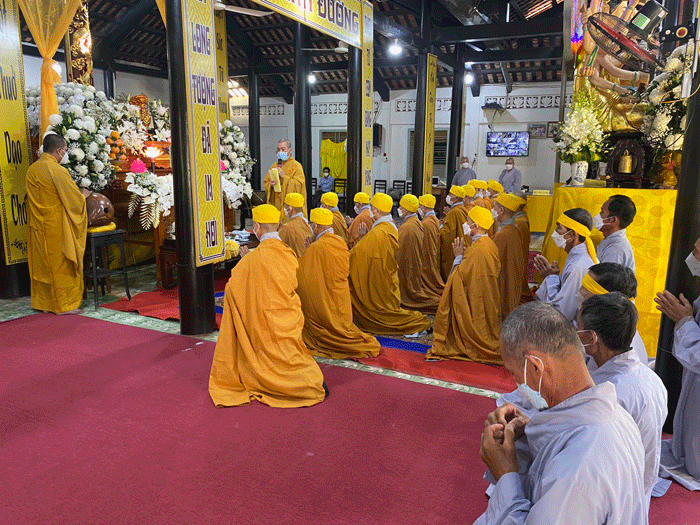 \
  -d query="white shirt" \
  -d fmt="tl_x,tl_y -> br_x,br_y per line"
597,229 -> 636,272
535,243 -> 595,321
372,213 -> 397,231
477,383 -> 648,525
260,232 -> 282,242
